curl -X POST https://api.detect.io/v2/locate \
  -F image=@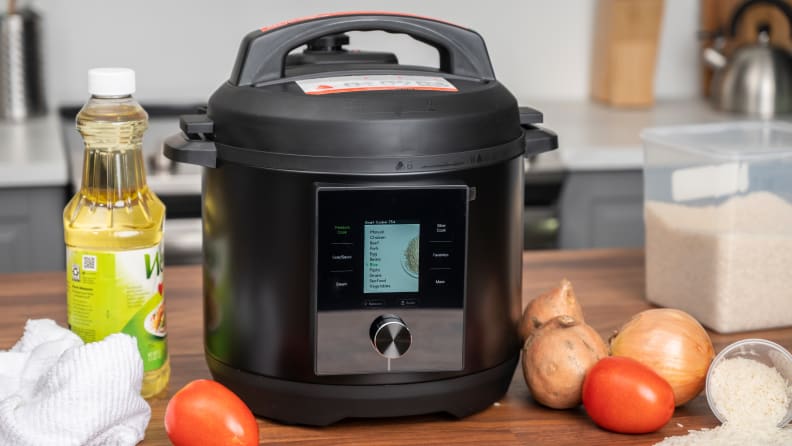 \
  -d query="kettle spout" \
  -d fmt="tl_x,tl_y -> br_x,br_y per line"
703,48 -> 727,70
